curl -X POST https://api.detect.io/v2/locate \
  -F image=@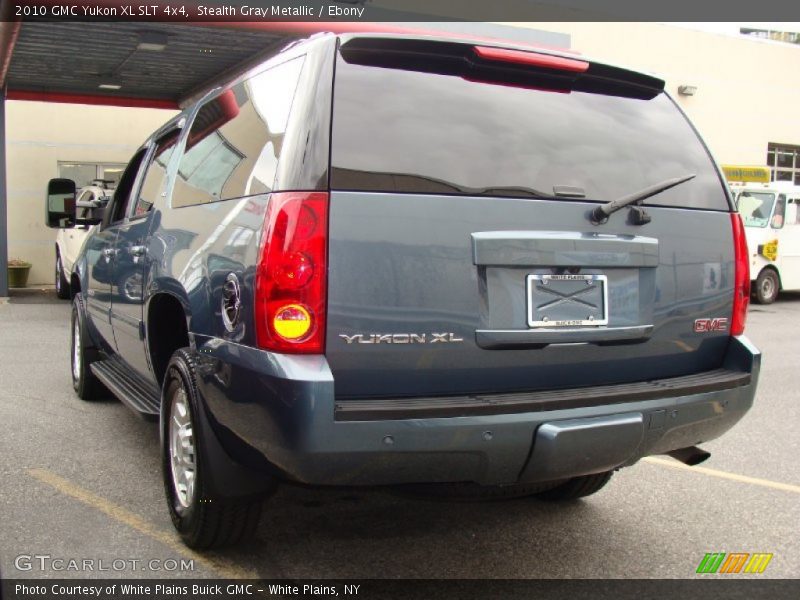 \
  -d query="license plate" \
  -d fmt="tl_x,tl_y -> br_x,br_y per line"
527,274 -> 608,328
